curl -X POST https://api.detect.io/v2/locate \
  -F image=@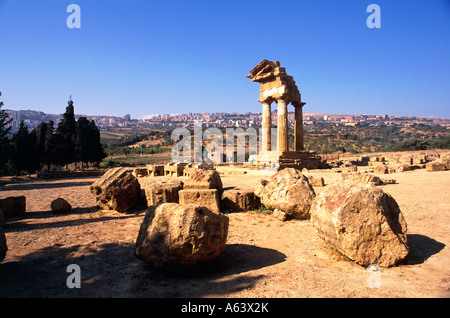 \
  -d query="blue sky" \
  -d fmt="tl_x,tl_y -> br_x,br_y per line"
0,0 -> 449,119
